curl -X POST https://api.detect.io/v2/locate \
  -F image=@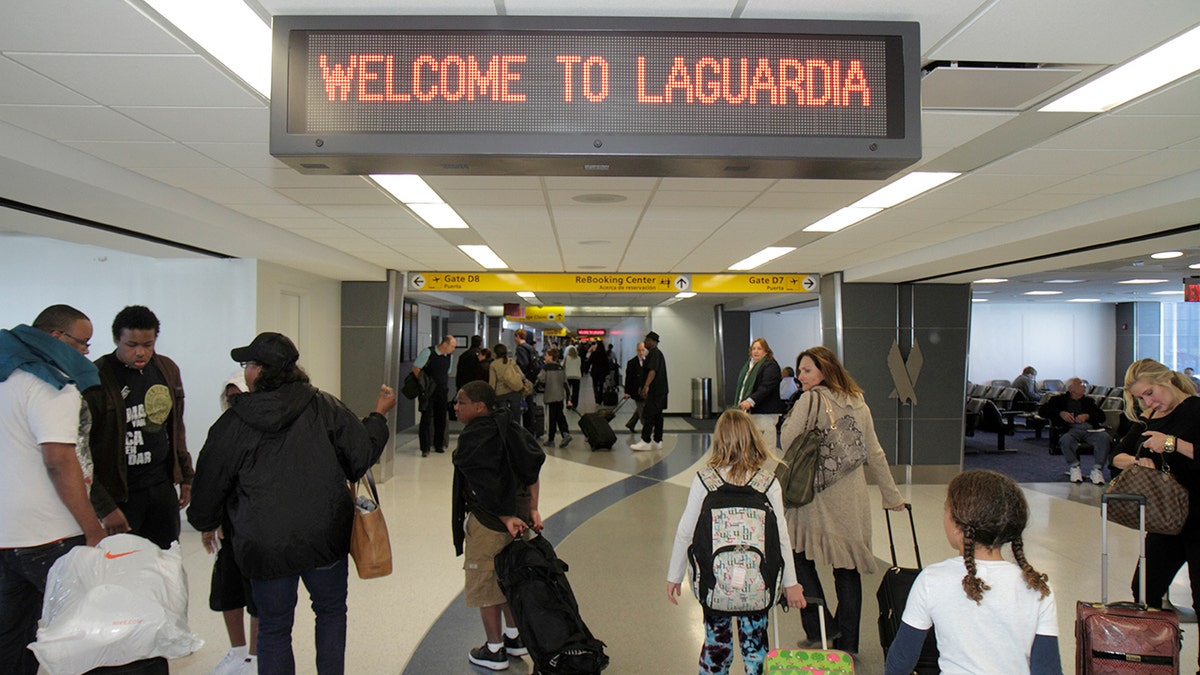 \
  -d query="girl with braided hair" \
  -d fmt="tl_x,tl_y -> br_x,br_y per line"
884,470 -> 1062,675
